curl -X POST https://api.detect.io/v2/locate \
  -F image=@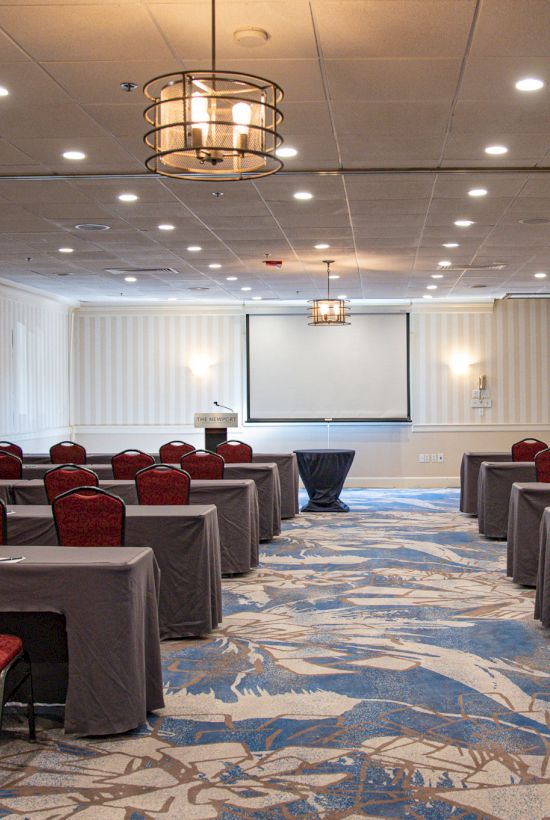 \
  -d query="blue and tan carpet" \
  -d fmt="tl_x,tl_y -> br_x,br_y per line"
1,489 -> 550,819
